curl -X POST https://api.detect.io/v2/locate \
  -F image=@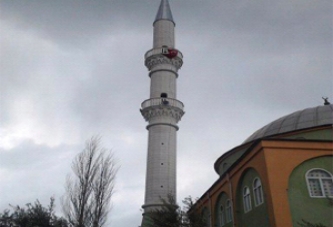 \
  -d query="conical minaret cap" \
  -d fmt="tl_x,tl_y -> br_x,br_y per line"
154,0 -> 175,25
